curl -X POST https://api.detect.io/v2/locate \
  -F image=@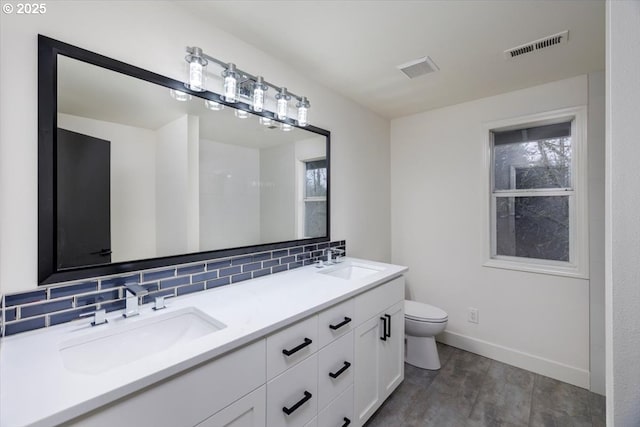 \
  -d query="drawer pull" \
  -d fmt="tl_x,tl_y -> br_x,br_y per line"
380,317 -> 387,341
341,417 -> 351,427
329,361 -> 351,379
282,337 -> 313,356
282,390 -> 312,415
329,316 -> 352,330
385,313 -> 391,338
